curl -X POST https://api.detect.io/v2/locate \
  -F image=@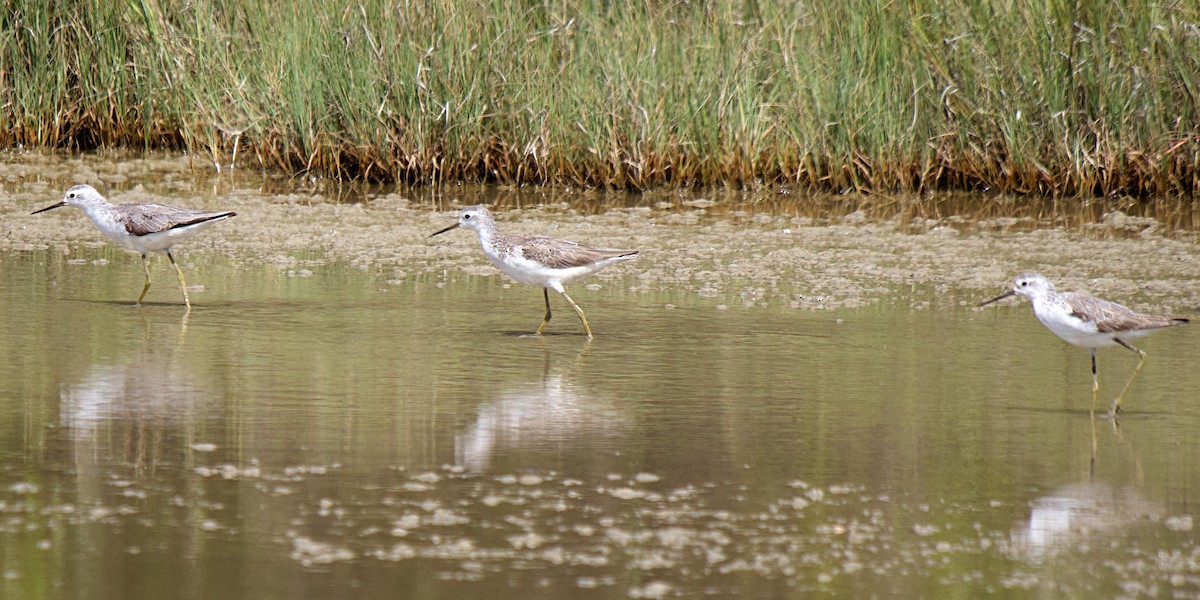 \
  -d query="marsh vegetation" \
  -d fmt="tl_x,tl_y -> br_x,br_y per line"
3,0 -> 1198,194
